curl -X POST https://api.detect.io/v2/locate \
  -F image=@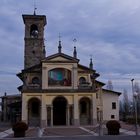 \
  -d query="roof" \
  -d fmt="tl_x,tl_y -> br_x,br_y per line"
17,64 -> 41,79
78,64 -> 96,73
95,80 -> 105,86
102,88 -> 121,96
22,14 -> 46,25
8,101 -> 21,108
0,94 -> 21,99
22,64 -> 41,73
